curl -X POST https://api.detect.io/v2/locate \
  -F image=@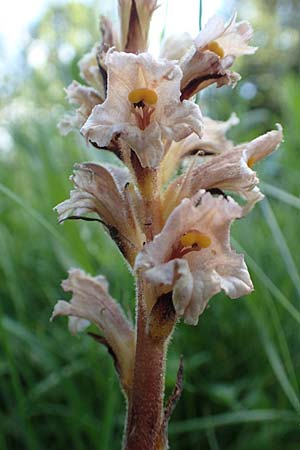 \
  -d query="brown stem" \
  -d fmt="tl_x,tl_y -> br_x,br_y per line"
129,150 -> 162,241
124,280 -> 172,450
